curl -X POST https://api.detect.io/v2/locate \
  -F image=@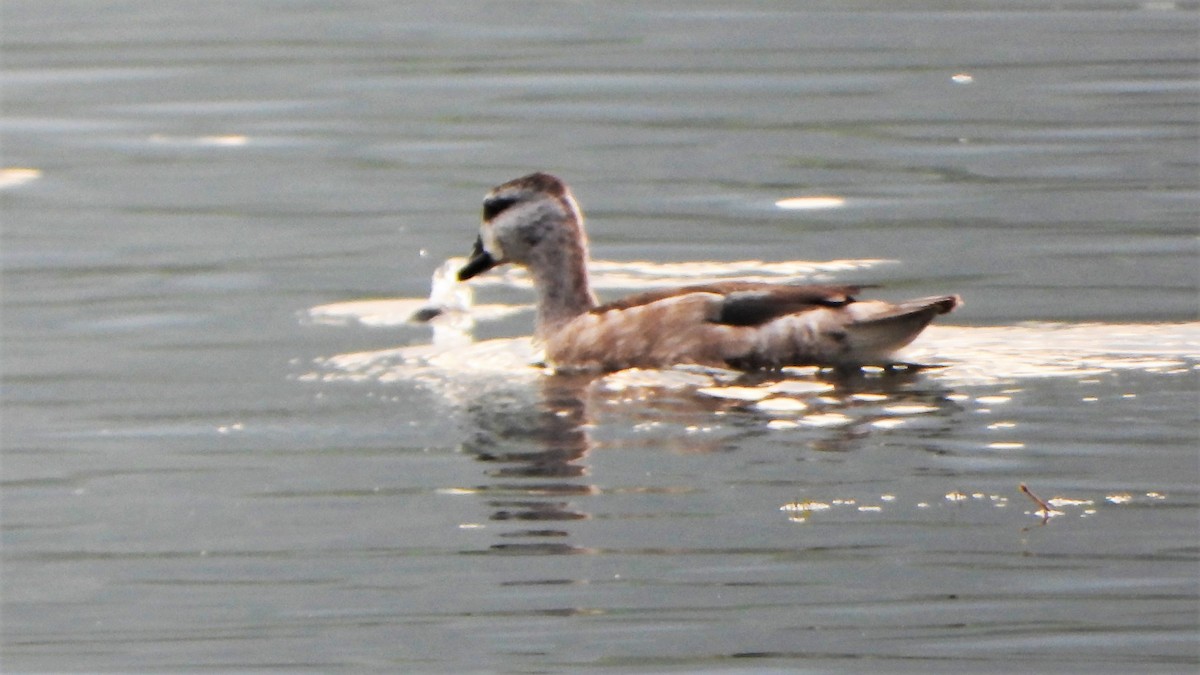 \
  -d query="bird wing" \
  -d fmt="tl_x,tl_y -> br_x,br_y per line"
591,281 -> 864,327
